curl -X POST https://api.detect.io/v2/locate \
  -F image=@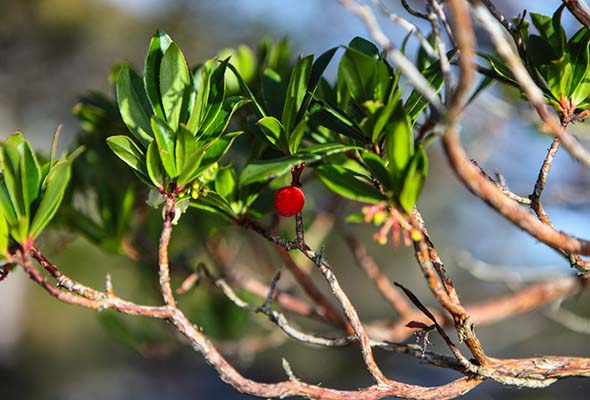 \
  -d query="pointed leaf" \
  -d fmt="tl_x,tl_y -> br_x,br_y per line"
29,160 -> 72,239
19,139 -> 42,209
196,131 -> 242,173
240,143 -> 360,185
159,43 -> 191,130
361,151 -> 391,192
227,62 -> 266,117
187,60 -> 214,133
191,190 -> 235,218
1,136 -> 25,218
176,147 -> 205,188
399,147 -> 428,212
349,37 -> 380,58
215,164 -> 237,201
316,164 -> 385,204
146,141 -> 165,188
262,68 -> 285,118
106,135 -> 149,177
257,116 -> 288,152
151,116 -> 177,178
144,29 -> 173,119
116,64 -> 154,148
0,184 -> 17,225
201,96 -> 250,137
199,59 -> 231,136
175,126 -> 197,174
281,55 -> 313,133
288,117 -> 307,154
0,212 -> 8,258
386,102 -> 413,180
